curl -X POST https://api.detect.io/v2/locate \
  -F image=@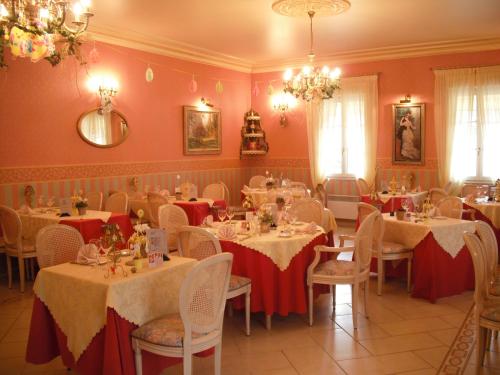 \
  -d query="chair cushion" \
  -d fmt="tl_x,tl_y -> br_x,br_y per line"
314,260 -> 355,277
131,313 -> 207,347
229,275 -> 251,291
481,307 -> 500,322
381,241 -> 408,254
